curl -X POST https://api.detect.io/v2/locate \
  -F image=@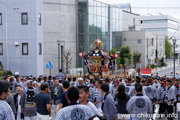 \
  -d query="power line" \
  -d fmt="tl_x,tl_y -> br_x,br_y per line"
170,25 -> 180,39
